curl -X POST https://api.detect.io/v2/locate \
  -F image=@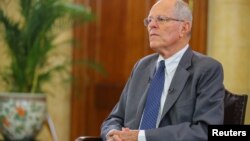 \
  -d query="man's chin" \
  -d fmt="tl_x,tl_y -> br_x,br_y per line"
149,43 -> 159,50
